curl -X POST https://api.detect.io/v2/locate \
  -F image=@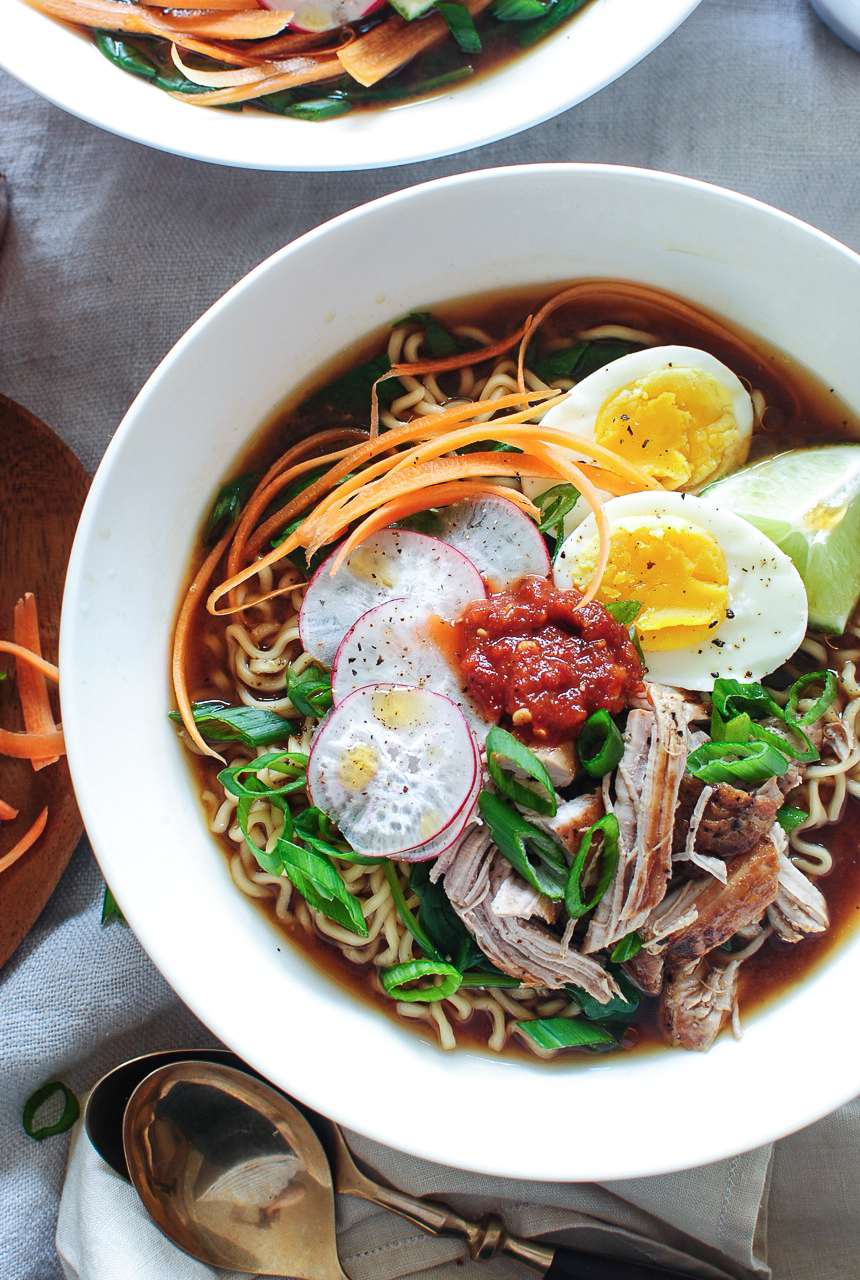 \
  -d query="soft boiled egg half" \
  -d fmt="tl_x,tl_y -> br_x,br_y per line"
524,345 -> 755,533
553,491 -> 808,690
